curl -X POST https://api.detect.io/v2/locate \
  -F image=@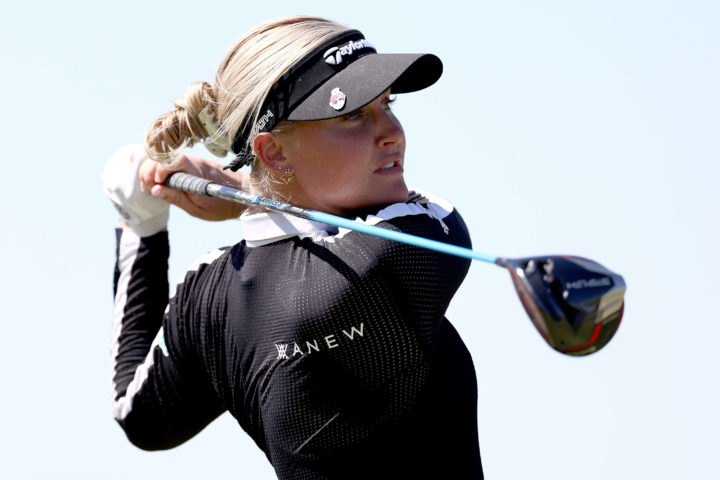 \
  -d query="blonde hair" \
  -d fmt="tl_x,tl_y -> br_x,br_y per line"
143,16 -> 348,195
